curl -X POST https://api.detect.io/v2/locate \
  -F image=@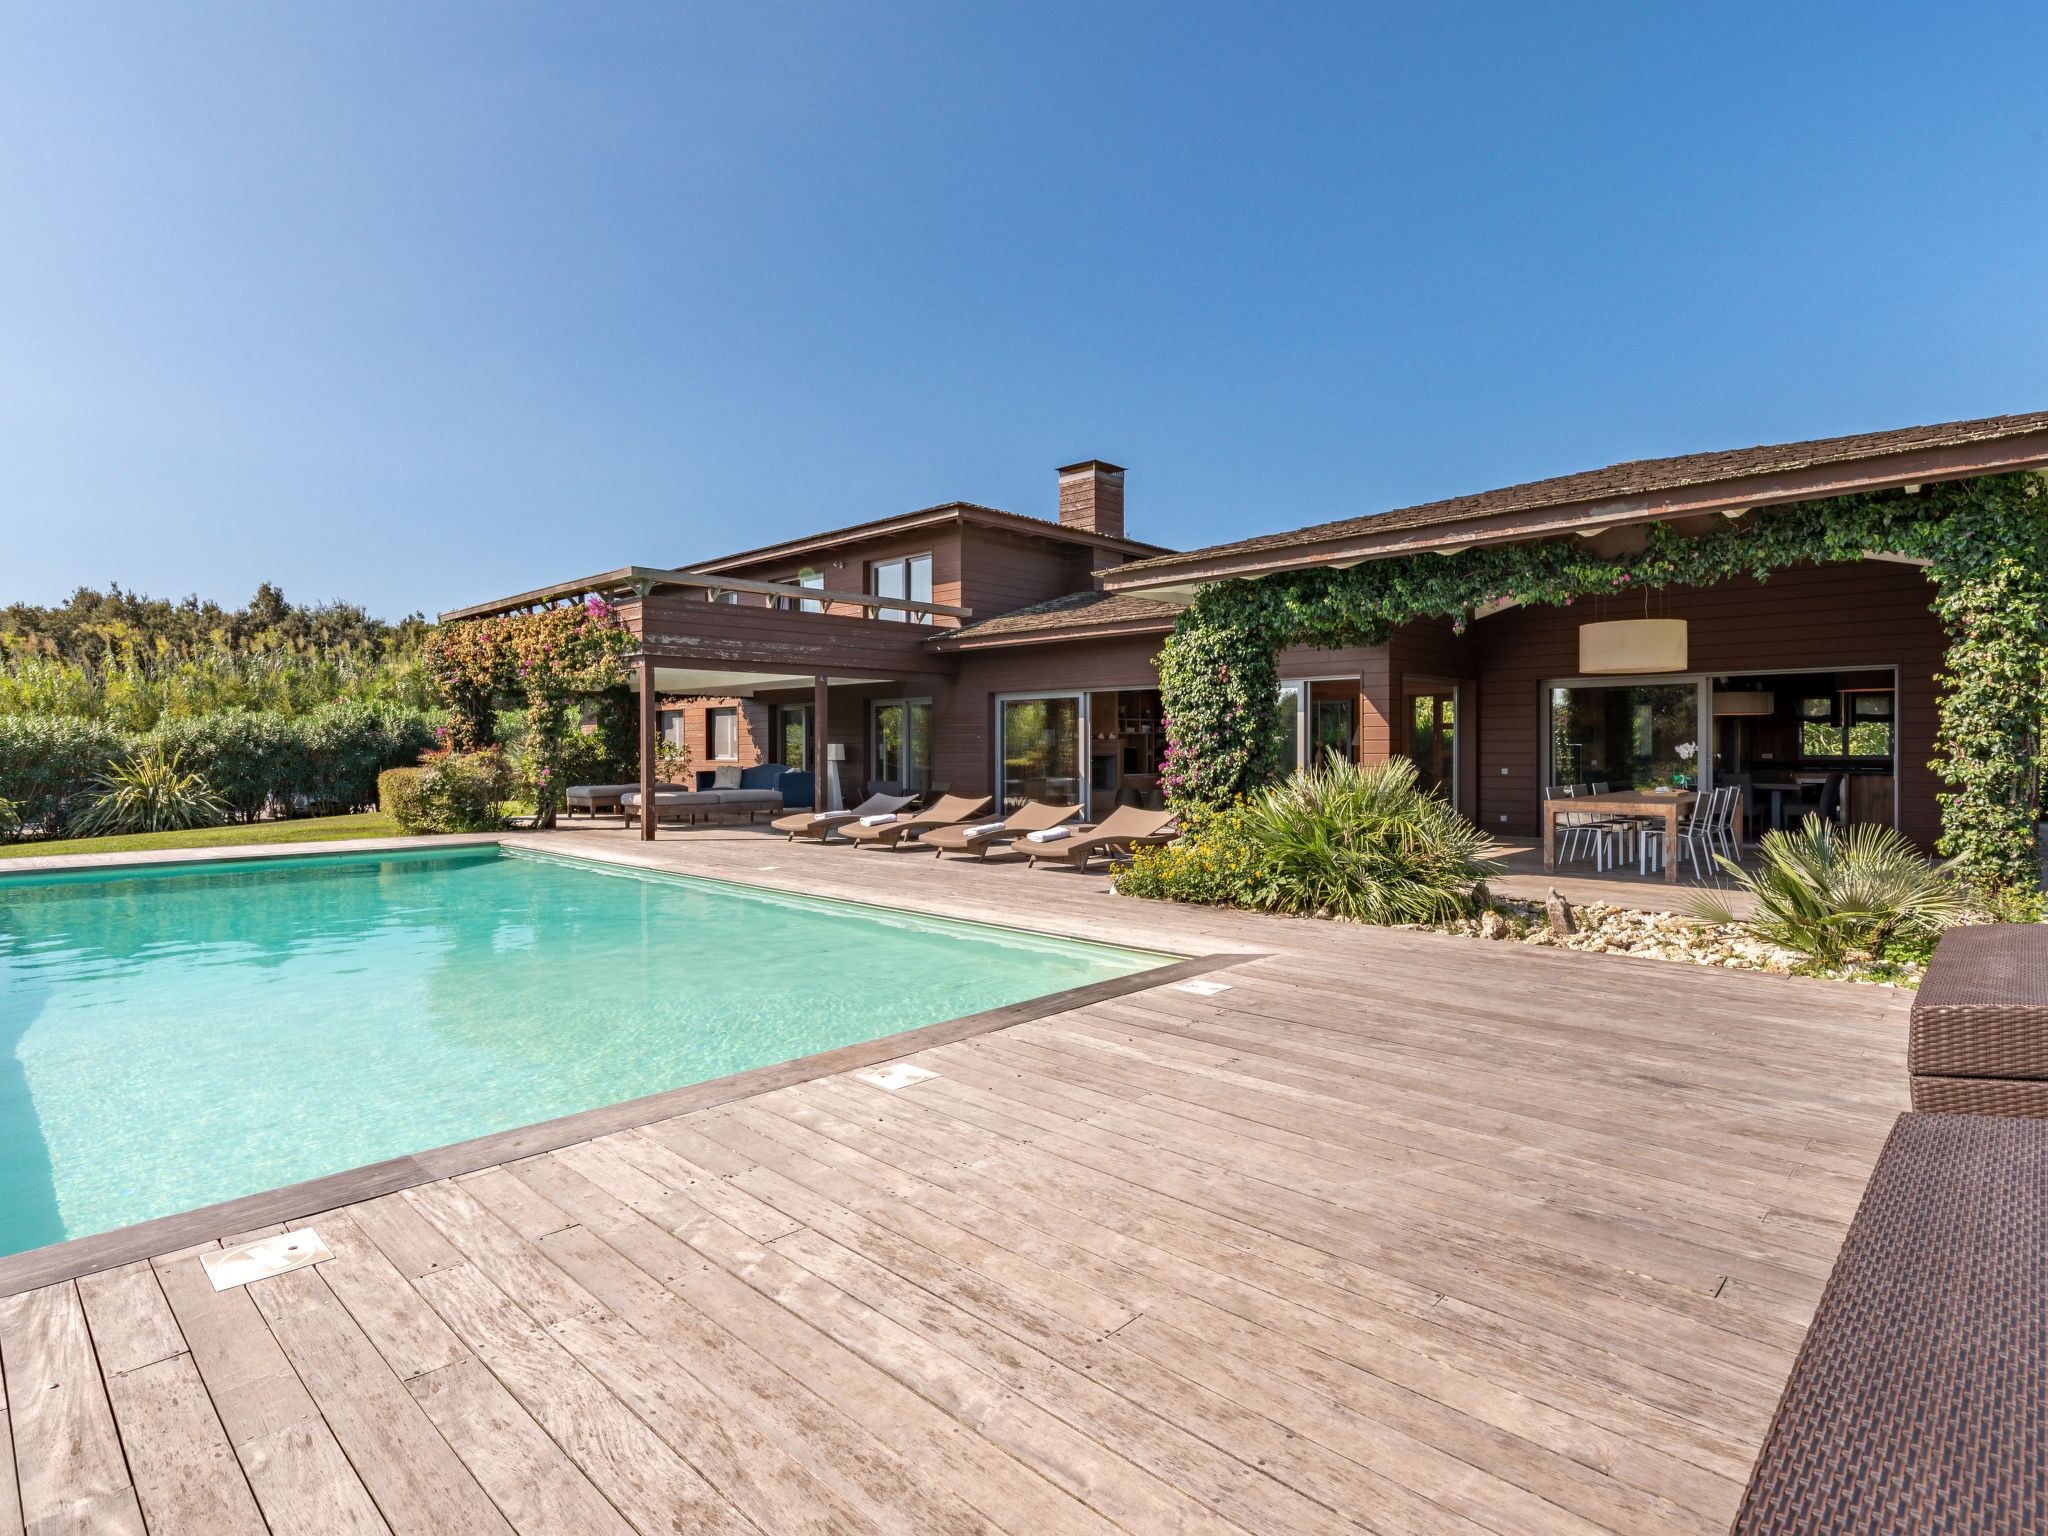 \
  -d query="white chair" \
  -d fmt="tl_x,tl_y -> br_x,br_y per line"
1640,785 -> 1731,880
